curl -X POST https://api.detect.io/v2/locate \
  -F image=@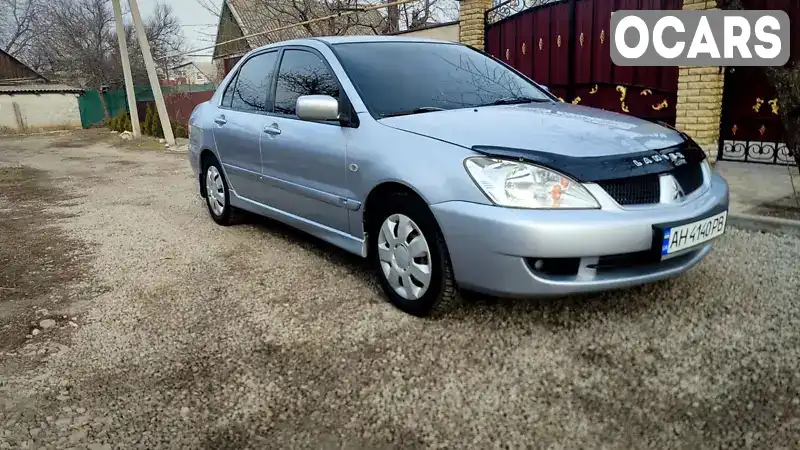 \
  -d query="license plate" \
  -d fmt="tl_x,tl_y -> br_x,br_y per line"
661,211 -> 727,256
